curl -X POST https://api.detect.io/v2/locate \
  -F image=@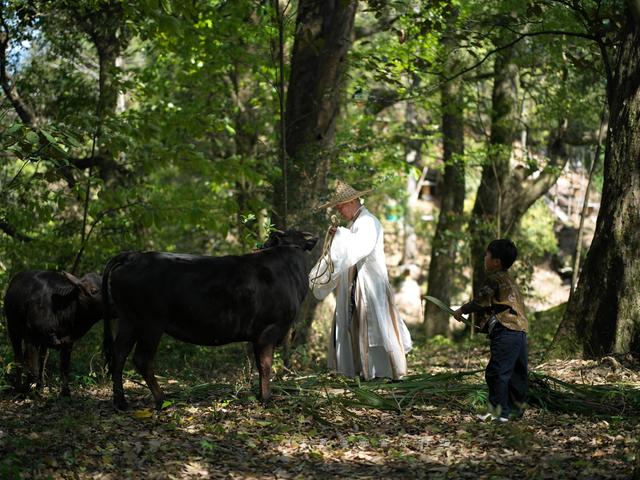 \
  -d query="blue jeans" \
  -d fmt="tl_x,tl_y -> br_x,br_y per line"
485,322 -> 528,418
